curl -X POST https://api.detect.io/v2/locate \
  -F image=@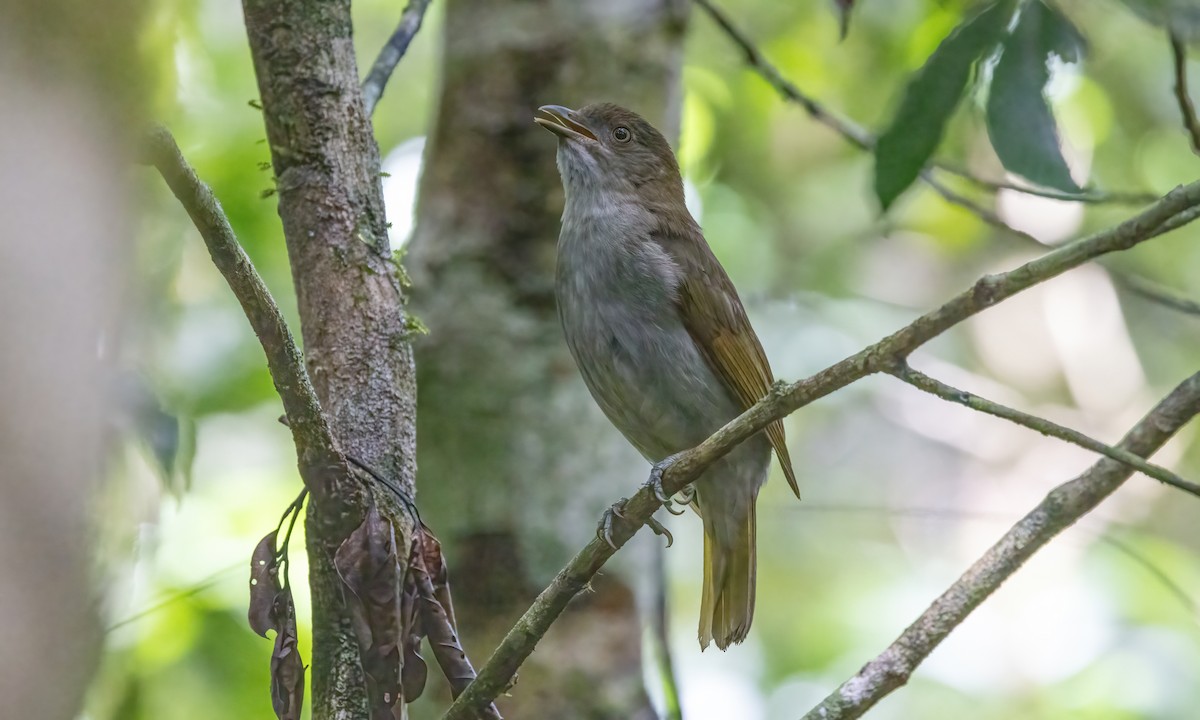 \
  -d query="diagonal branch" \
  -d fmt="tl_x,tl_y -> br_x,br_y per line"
141,125 -> 360,518
936,163 -> 1159,205
362,0 -> 434,117
441,174 -> 1200,719
691,0 -> 1150,205
1170,29 -> 1200,156
692,0 -> 1200,319
888,361 -> 1200,497
1115,272 -> 1200,317
800,371 -> 1200,720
